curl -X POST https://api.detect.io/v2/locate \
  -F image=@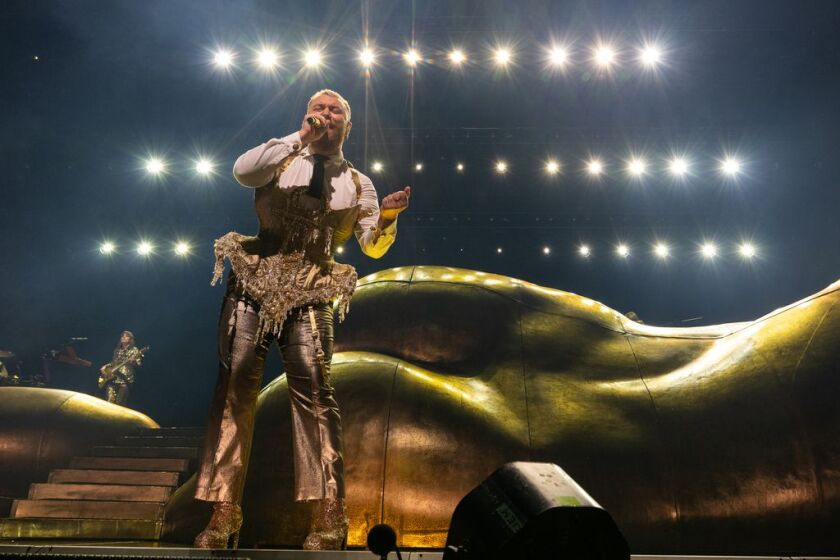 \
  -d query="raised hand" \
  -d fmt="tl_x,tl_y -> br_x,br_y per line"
379,187 -> 411,226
